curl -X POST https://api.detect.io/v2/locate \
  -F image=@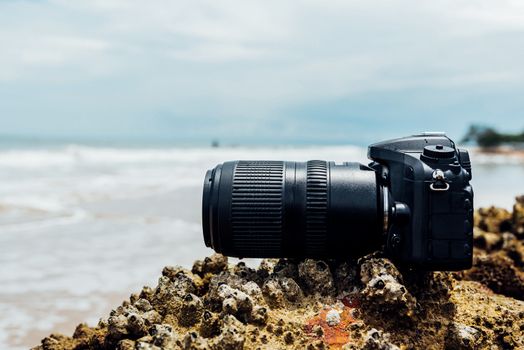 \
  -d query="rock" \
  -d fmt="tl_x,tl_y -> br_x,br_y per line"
325,309 -> 341,326
473,229 -> 503,251
149,324 -> 177,348
179,293 -> 204,327
108,314 -> 129,340
462,252 -> 524,300
513,195 -> 524,238
182,331 -> 208,350
151,276 -> 186,316
192,254 -> 228,277
262,276 -> 303,308
134,298 -> 153,312
273,259 -> 300,279
360,328 -> 400,350
259,258 -> 279,274
359,257 -> 416,317
217,284 -> 253,322
127,312 -> 148,338
298,260 -> 334,295
199,311 -> 222,338
334,262 -> 359,293
446,323 -> 482,349
160,267 -> 198,297
232,262 -> 262,284
34,196 -> 524,350
240,281 -> 264,303
262,278 -> 285,307
212,315 -> 246,350
249,305 -> 268,325
116,339 -> 136,350
476,206 -> 512,233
